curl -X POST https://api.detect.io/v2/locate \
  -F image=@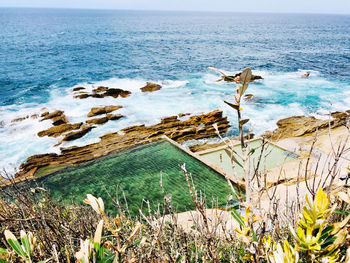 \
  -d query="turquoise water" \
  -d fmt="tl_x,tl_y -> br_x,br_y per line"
37,140 -> 235,216
199,139 -> 298,179
0,9 -> 349,172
